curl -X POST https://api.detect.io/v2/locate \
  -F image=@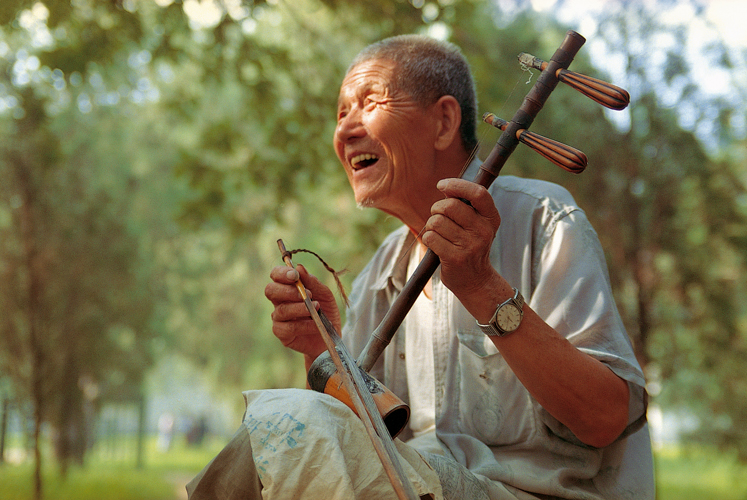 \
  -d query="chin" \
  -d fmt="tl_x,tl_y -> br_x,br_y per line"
356,197 -> 377,209
352,186 -> 379,208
